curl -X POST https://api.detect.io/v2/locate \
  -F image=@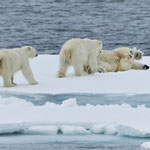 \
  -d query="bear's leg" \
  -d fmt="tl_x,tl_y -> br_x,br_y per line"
57,63 -> 69,78
131,61 -> 149,70
97,61 -> 109,72
11,76 -> 17,85
3,74 -> 14,87
22,63 -> 38,85
84,65 -> 92,74
98,67 -> 106,73
88,56 -> 98,74
72,58 -> 84,76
